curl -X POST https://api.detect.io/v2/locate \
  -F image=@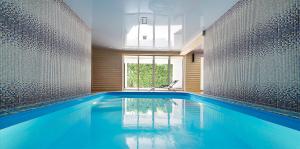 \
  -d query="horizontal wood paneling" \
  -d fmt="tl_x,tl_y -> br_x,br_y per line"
92,48 -> 122,91
184,52 -> 202,92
